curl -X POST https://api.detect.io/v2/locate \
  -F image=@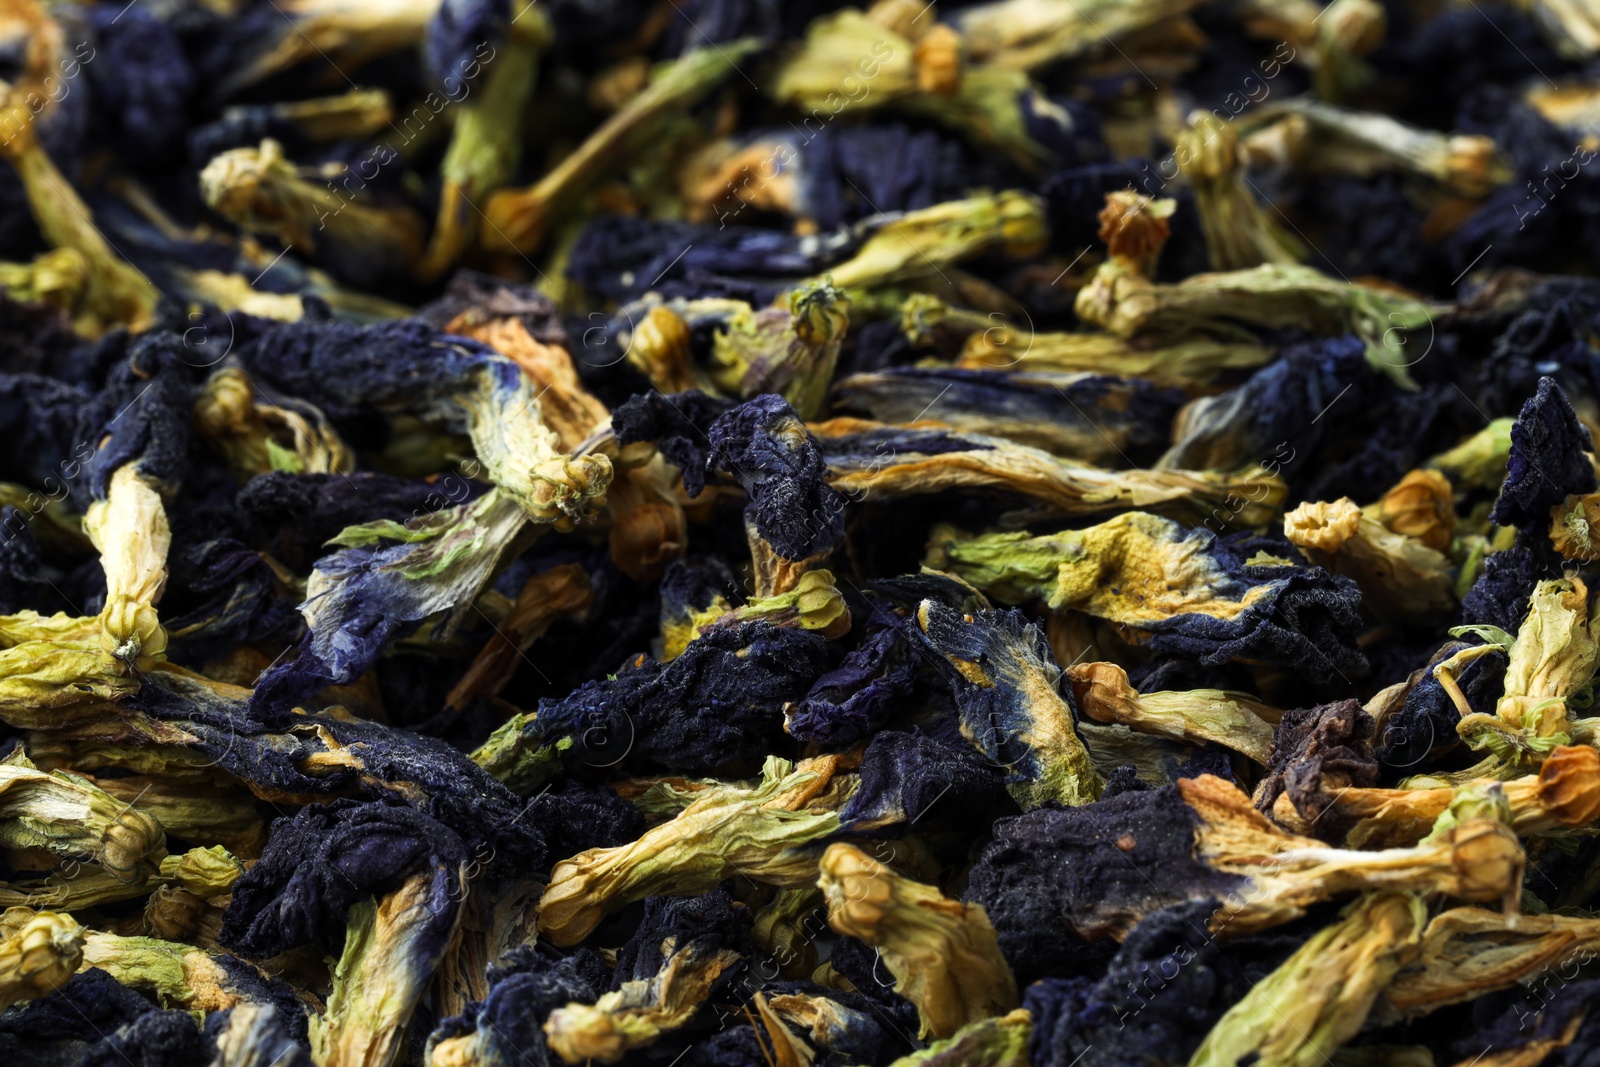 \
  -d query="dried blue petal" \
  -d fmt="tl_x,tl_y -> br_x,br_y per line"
163,538 -> 301,664
85,7 -> 195,164
220,797 -> 468,958
1490,376 -> 1595,529
426,0 -> 507,87
430,947 -> 608,1067
532,620 -> 831,772
838,727 -> 1010,834
785,619 -> 918,746
612,390 -> 736,498
705,394 -> 845,561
